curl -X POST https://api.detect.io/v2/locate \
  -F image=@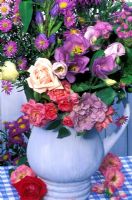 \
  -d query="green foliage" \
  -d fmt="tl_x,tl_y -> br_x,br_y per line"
57,127 -> 71,138
46,120 -> 61,130
121,75 -> 132,85
19,0 -> 33,33
17,156 -> 28,166
96,87 -> 117,105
